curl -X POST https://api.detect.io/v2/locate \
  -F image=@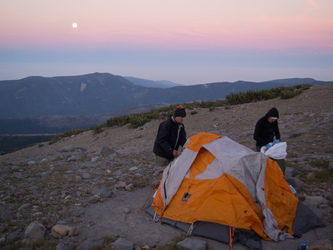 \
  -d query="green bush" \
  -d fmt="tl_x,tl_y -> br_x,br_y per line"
104,101 -> 225,129
92,124 -> 106,134
63,128 -> 87,137
225,84 -> 310,105
49,135 -> 61,145
129,114 -> 151,128
106,115 -> 130,127
49,128 -> 88,145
